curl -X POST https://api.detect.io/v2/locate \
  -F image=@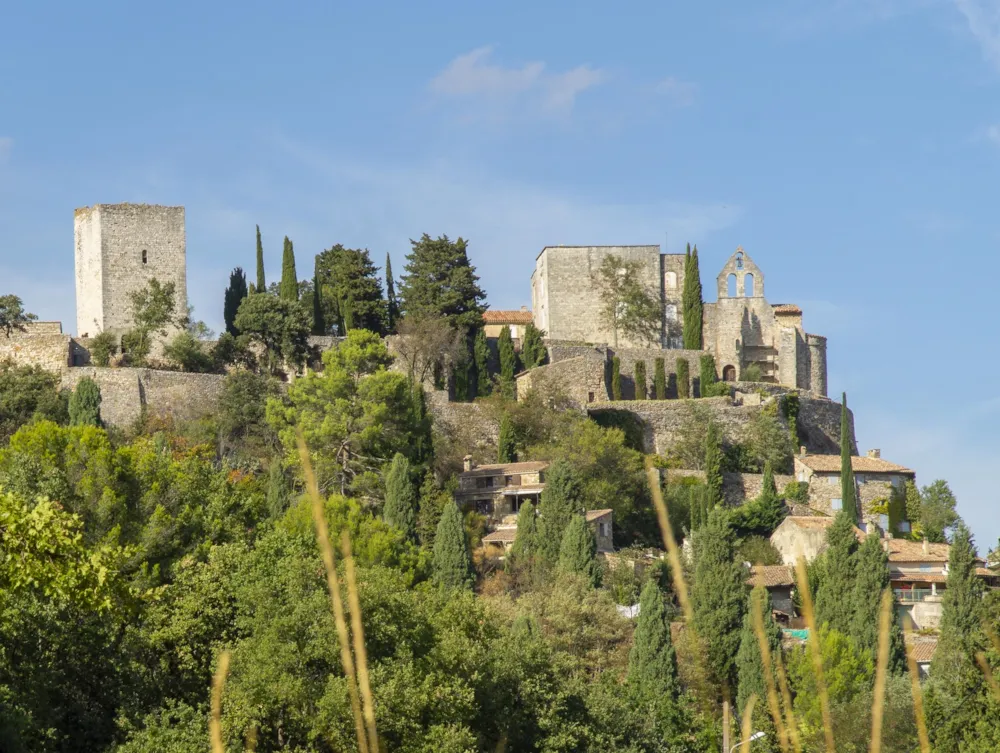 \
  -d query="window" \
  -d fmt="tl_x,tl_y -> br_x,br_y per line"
831,498 -> 843,511
664,271 -> 677,289
141,249 -> 148,264
744,273 -> 755,297
856,474 -> 865,484
665,304 -> 677,322
727,273 -> 737,298
920,564 -> 932,573
587,392 -> 595,403
899,521 -> 911,533
878,514 -> 889,531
